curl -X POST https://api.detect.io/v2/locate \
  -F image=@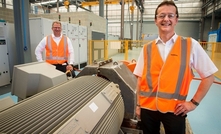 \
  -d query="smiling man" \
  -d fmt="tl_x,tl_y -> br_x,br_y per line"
133,1 -> 218,134
35,21 -> 75,77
